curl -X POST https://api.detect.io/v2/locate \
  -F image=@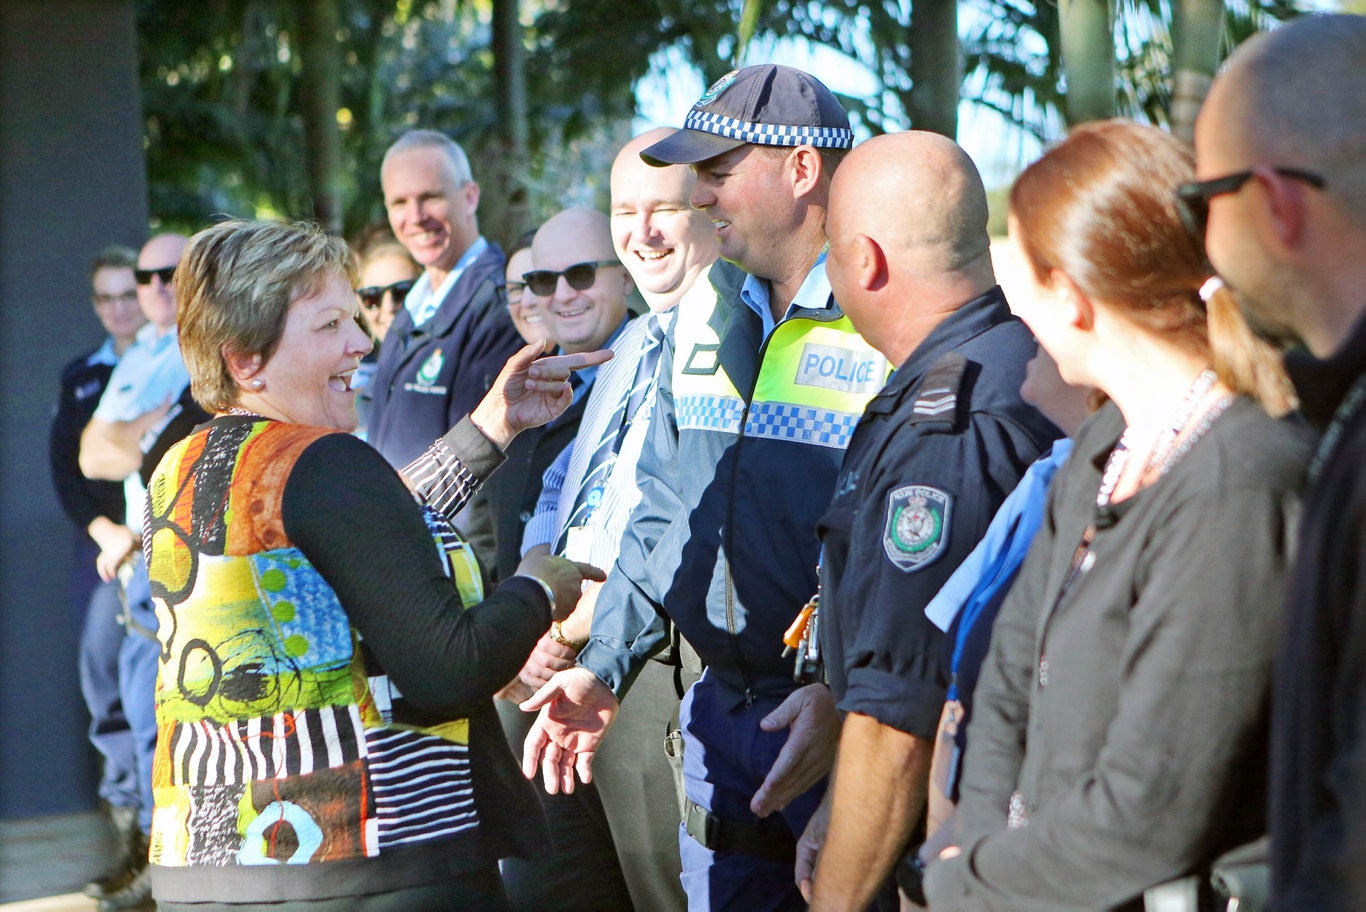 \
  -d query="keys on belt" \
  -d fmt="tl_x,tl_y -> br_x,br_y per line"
782,594 -> 822,684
